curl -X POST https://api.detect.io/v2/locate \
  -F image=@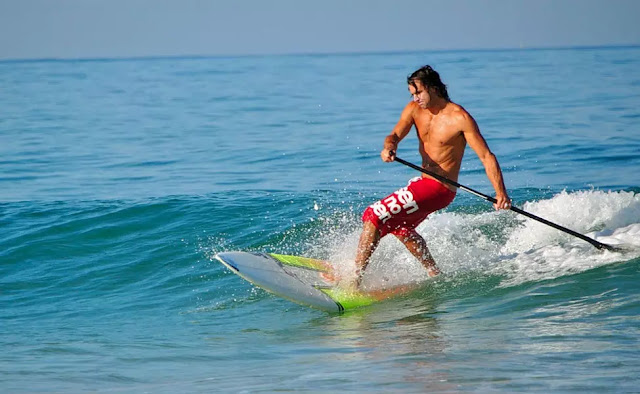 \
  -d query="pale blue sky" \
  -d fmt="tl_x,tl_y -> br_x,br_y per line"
1,0 -> 639,60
